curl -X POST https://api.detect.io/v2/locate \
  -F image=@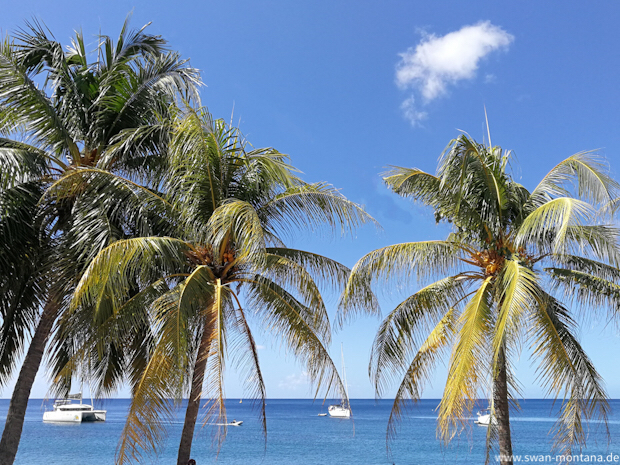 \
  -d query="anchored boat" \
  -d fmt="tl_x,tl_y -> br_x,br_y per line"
475,408 -> 496,426
43,393 -> 106,423
328,344 -> 351,419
